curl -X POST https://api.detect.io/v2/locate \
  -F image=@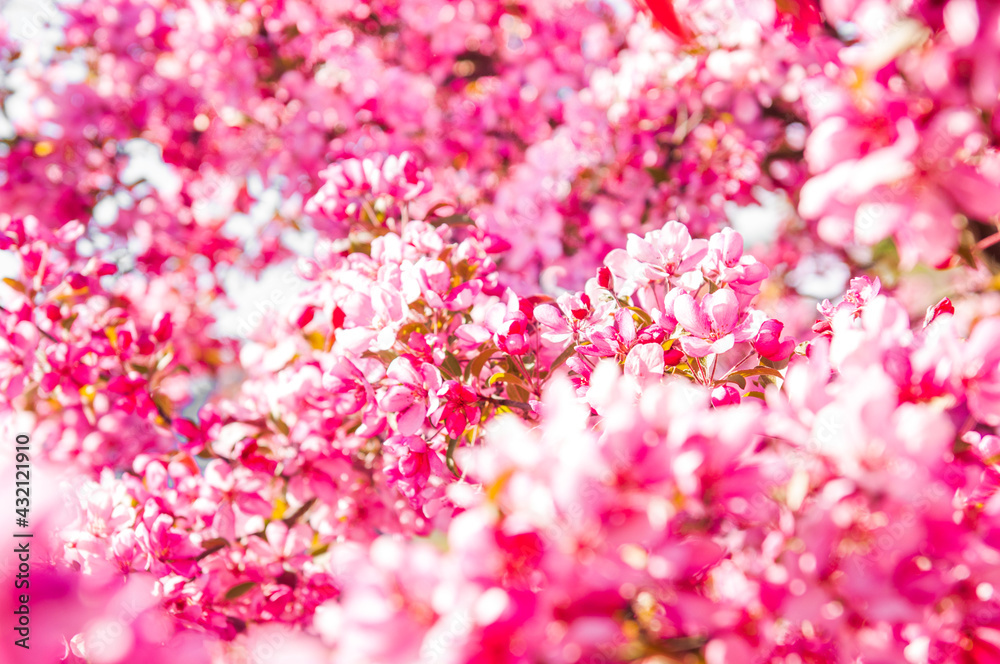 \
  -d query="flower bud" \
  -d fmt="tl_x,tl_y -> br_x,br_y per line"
664,346 -> 684,366
67,272 -> 88,290
811,319 -> 832,335
638,325 -> 667,345
597,266 -> 613,290
332,306 -> 346,329
754,320 -> 794,361
95,262 -> 118,277
923,297 -> 955,328
570,294 -> 591,320
295,306 -> 316,329
152,312 -> 173,342
497,313 -> 529,355
711,384 -> 741,407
